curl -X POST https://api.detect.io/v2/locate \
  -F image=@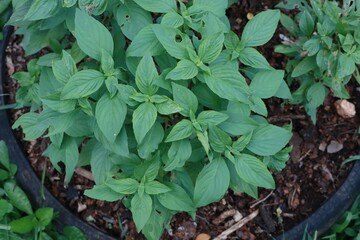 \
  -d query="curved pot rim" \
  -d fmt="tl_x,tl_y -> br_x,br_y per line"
1,24 -> 360,240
